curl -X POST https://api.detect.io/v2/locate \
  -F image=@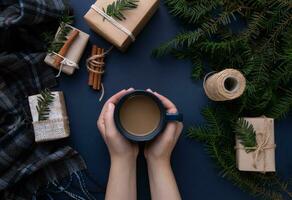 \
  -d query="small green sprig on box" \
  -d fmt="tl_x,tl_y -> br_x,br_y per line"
43,15 -> 74,53
36,89 -> 55,121
103,0 -> 139,21
234,118 -> 257,153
